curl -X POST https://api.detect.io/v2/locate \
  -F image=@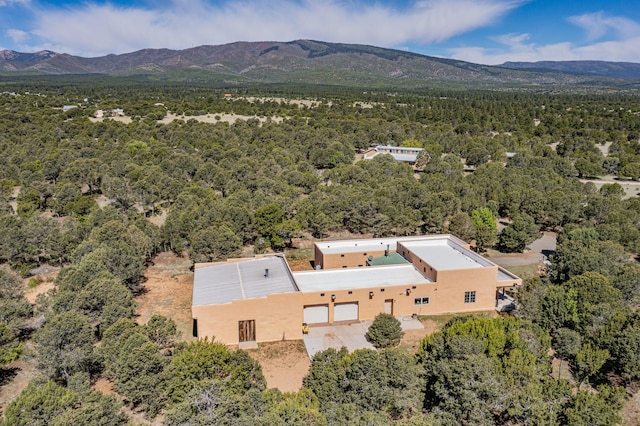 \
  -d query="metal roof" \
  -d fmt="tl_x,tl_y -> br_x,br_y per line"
192,256 -> 298,306
293,264 -> 432,292
364,152 -> 419,162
